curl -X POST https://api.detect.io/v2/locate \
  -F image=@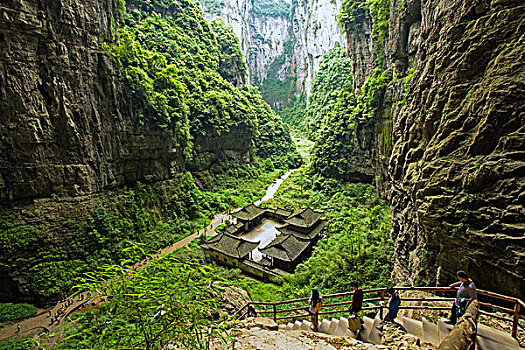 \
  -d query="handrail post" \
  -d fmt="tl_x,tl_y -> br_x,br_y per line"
512,302 -> 520,338
273,304 -> 277,323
